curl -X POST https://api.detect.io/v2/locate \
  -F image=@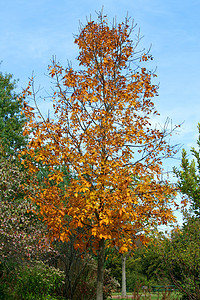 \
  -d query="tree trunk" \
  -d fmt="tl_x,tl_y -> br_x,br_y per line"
96,238 -> 105,300
121,255 -> 127,298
